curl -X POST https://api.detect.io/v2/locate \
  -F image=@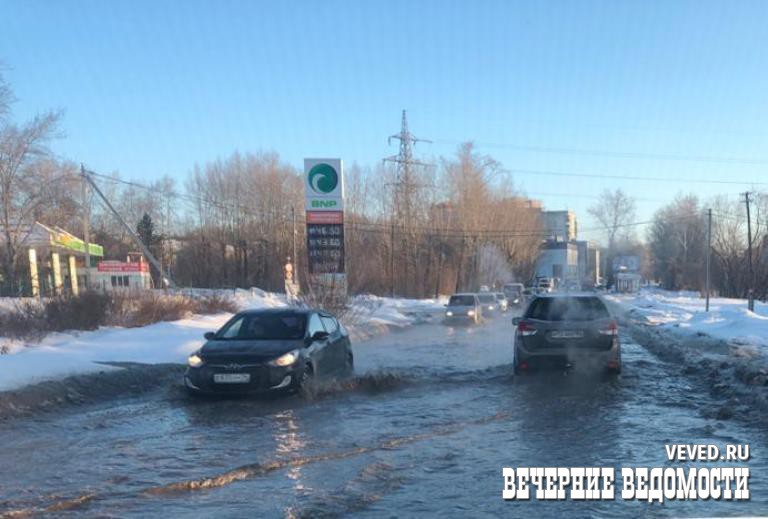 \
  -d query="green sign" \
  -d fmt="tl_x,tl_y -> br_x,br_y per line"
54,234 -> 104,256
308,163 -> 339,194
311,199 -> 338,208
